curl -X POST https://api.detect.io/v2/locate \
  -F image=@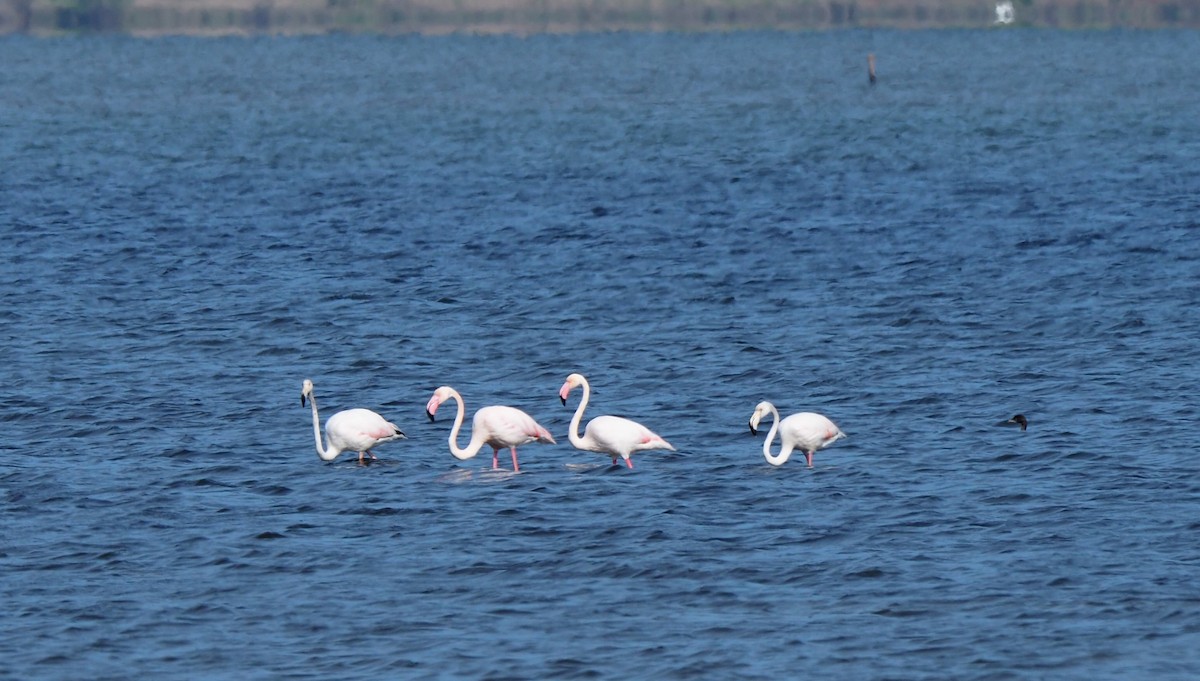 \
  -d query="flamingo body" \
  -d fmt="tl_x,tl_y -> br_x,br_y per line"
426,386 -> 555,472
560,373 -> 674,469
301,380 -> 405,464
749,401 -> 844,468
